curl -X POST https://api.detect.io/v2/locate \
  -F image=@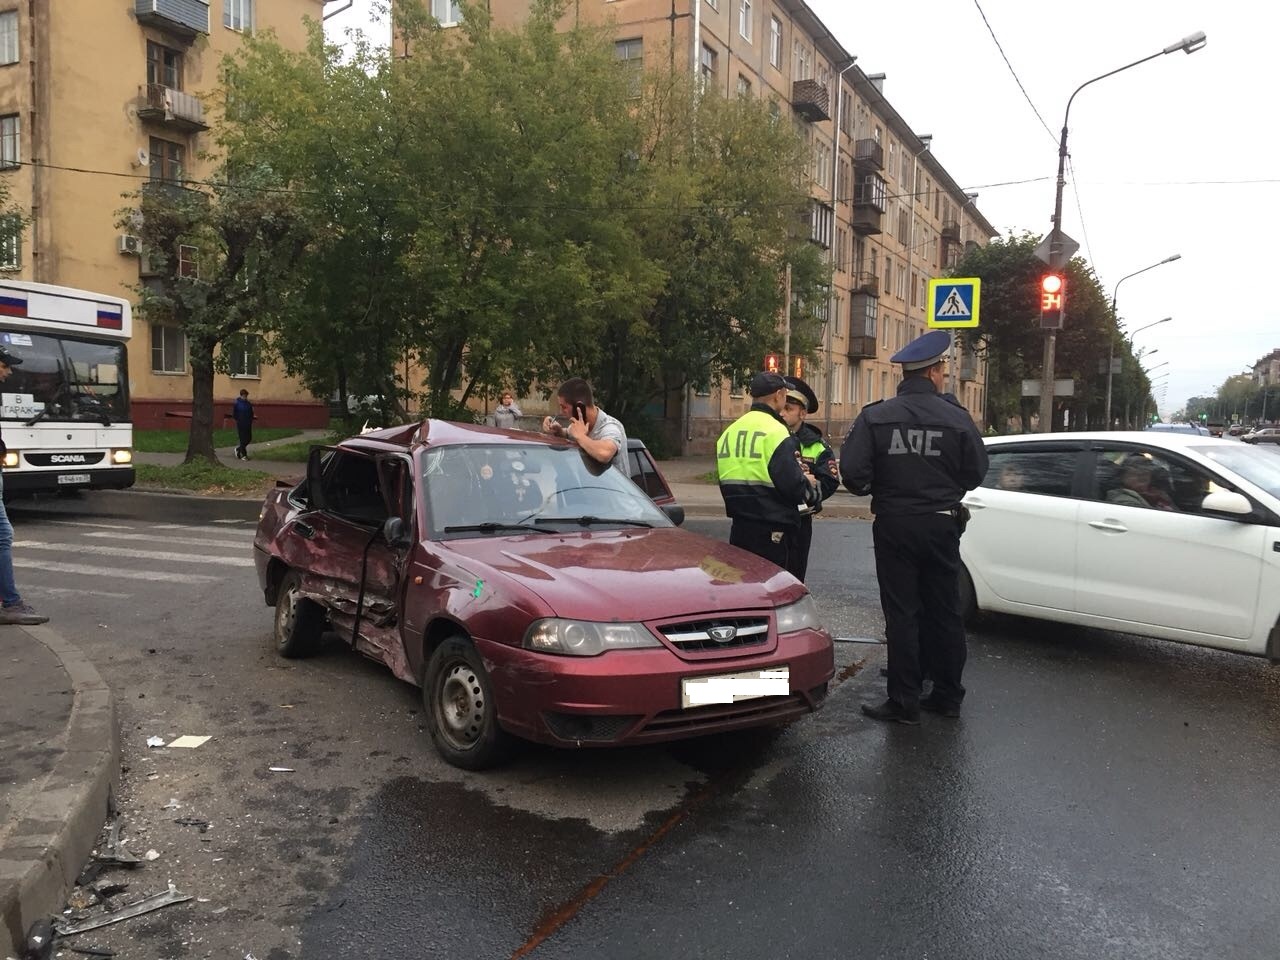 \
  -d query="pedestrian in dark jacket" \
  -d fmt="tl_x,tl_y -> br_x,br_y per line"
233,389 -> 255,461
840,330 -> 988,725
780,375 -> 839,582
0,347 -> 47,624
